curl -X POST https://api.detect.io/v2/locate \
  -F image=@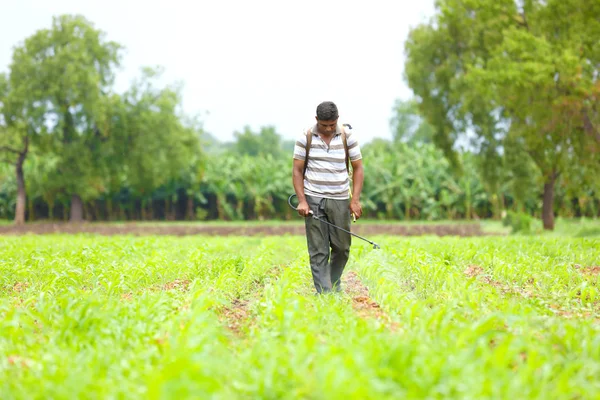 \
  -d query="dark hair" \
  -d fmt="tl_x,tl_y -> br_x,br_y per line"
316,101 -> 339,121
